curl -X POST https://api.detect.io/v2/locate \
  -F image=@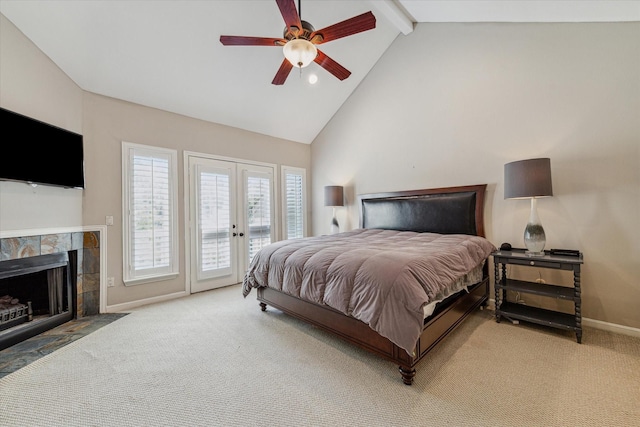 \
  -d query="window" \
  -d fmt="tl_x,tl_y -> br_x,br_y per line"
246,173 -> 272,260
281,166 -> 307,239
122,142 -> 179,285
